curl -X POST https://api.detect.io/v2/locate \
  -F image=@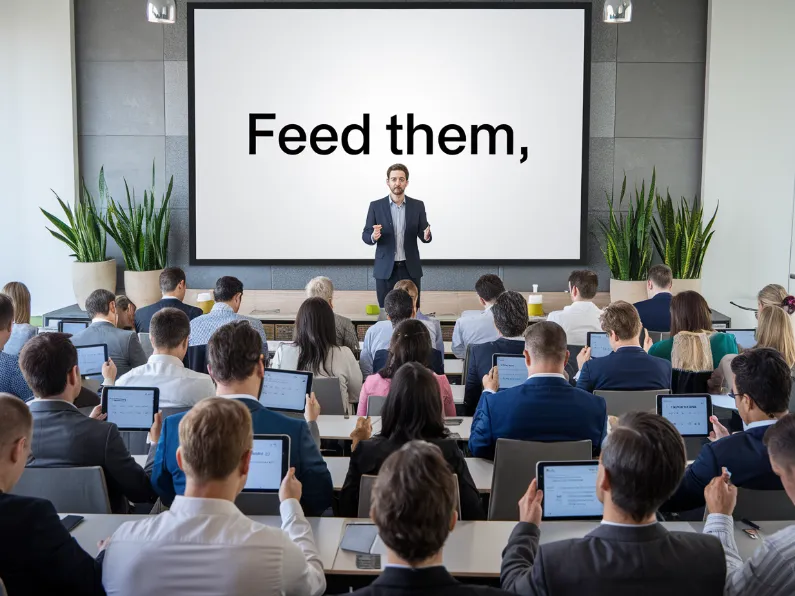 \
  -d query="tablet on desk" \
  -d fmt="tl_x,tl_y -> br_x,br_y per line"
720,328 -> 757,350
586,332 -> 612,359
492,353 -> 527,389
657,394 -> 713,438
537,461 -> 602,521
101,386 -> 159,431
76,344 -> 108,378
259,369 -> 312,412
59,320 -> 89,334
242,435 -> 290,493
